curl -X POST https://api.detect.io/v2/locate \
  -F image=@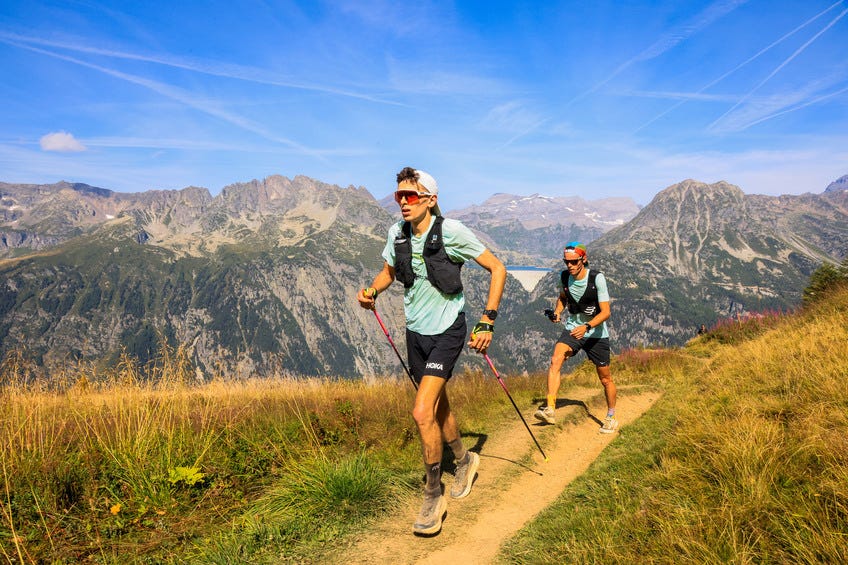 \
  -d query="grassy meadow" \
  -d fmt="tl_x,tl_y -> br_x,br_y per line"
1,283 -> 847,563
0,342 -> 543,563
502,284 -> 848,563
